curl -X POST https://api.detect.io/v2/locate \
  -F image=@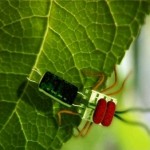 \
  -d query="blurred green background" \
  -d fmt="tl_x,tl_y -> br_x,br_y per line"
61,15 -> 150,150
